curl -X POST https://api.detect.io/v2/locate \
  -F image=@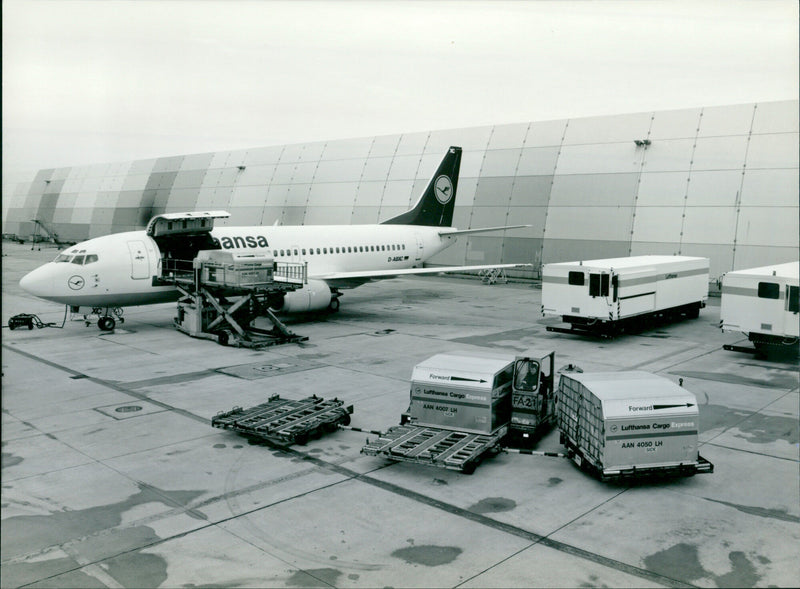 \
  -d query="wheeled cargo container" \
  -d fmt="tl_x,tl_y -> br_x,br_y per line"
542,255 -> 709,337
720,261 -> 799,357
406,351 -> 513,435
556,371 -> 713,480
